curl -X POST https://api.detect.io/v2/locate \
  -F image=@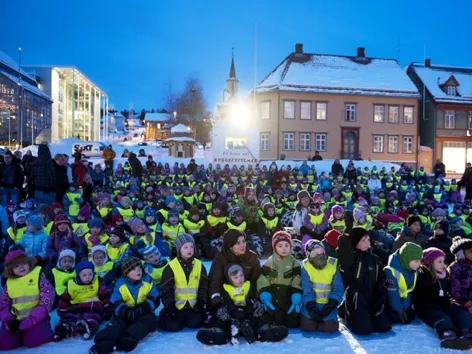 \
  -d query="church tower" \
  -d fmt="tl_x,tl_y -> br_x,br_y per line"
226,48 -> 238,98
